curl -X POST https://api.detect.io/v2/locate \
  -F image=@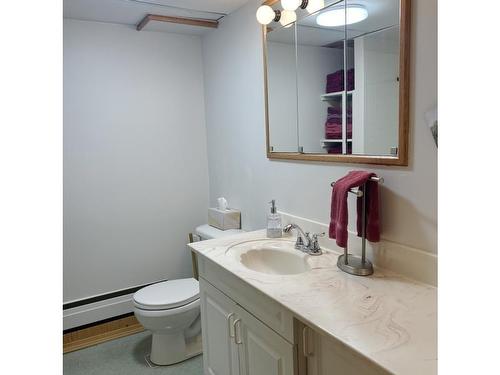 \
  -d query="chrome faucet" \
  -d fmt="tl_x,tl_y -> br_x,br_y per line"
283,223 -> 310,249
283,223 -> 325,256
